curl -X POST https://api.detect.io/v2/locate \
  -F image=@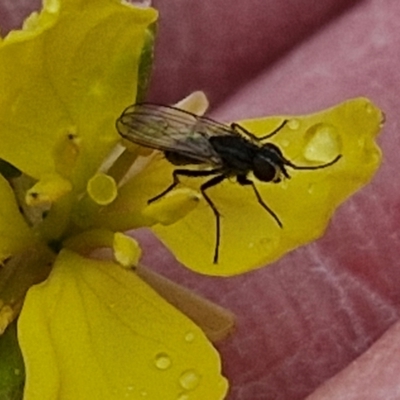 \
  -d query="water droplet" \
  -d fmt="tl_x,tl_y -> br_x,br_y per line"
179,369 -> 201,390
287,118 -> 300,130
154,353 -> 172,370
303,123 -> 341,163
307,183 -> 315,194
358,136 -> 367,147
260,237 -> 273,246
184,332 -> 195,342
123,385 -> 135,398
140,390 -> 148,397
364,102 -> 374,114
280,138 -> 290,147
43,0 -> 59,13
177,394 -> 190,400
259,235 -> 279,249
